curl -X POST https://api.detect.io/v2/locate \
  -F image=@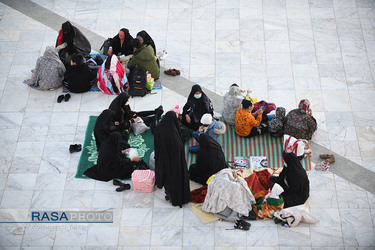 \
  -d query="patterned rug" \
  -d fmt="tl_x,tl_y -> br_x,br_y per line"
75,116 -> 154,179
184,120 -> 312,171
